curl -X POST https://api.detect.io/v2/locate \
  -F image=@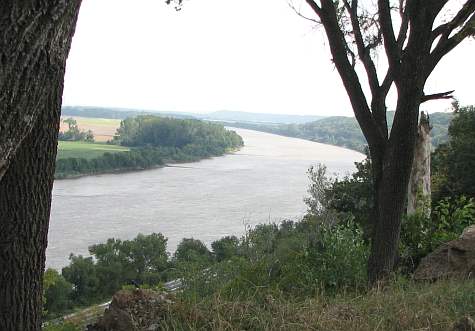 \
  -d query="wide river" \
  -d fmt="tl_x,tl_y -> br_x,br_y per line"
47,128 -> 364,269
